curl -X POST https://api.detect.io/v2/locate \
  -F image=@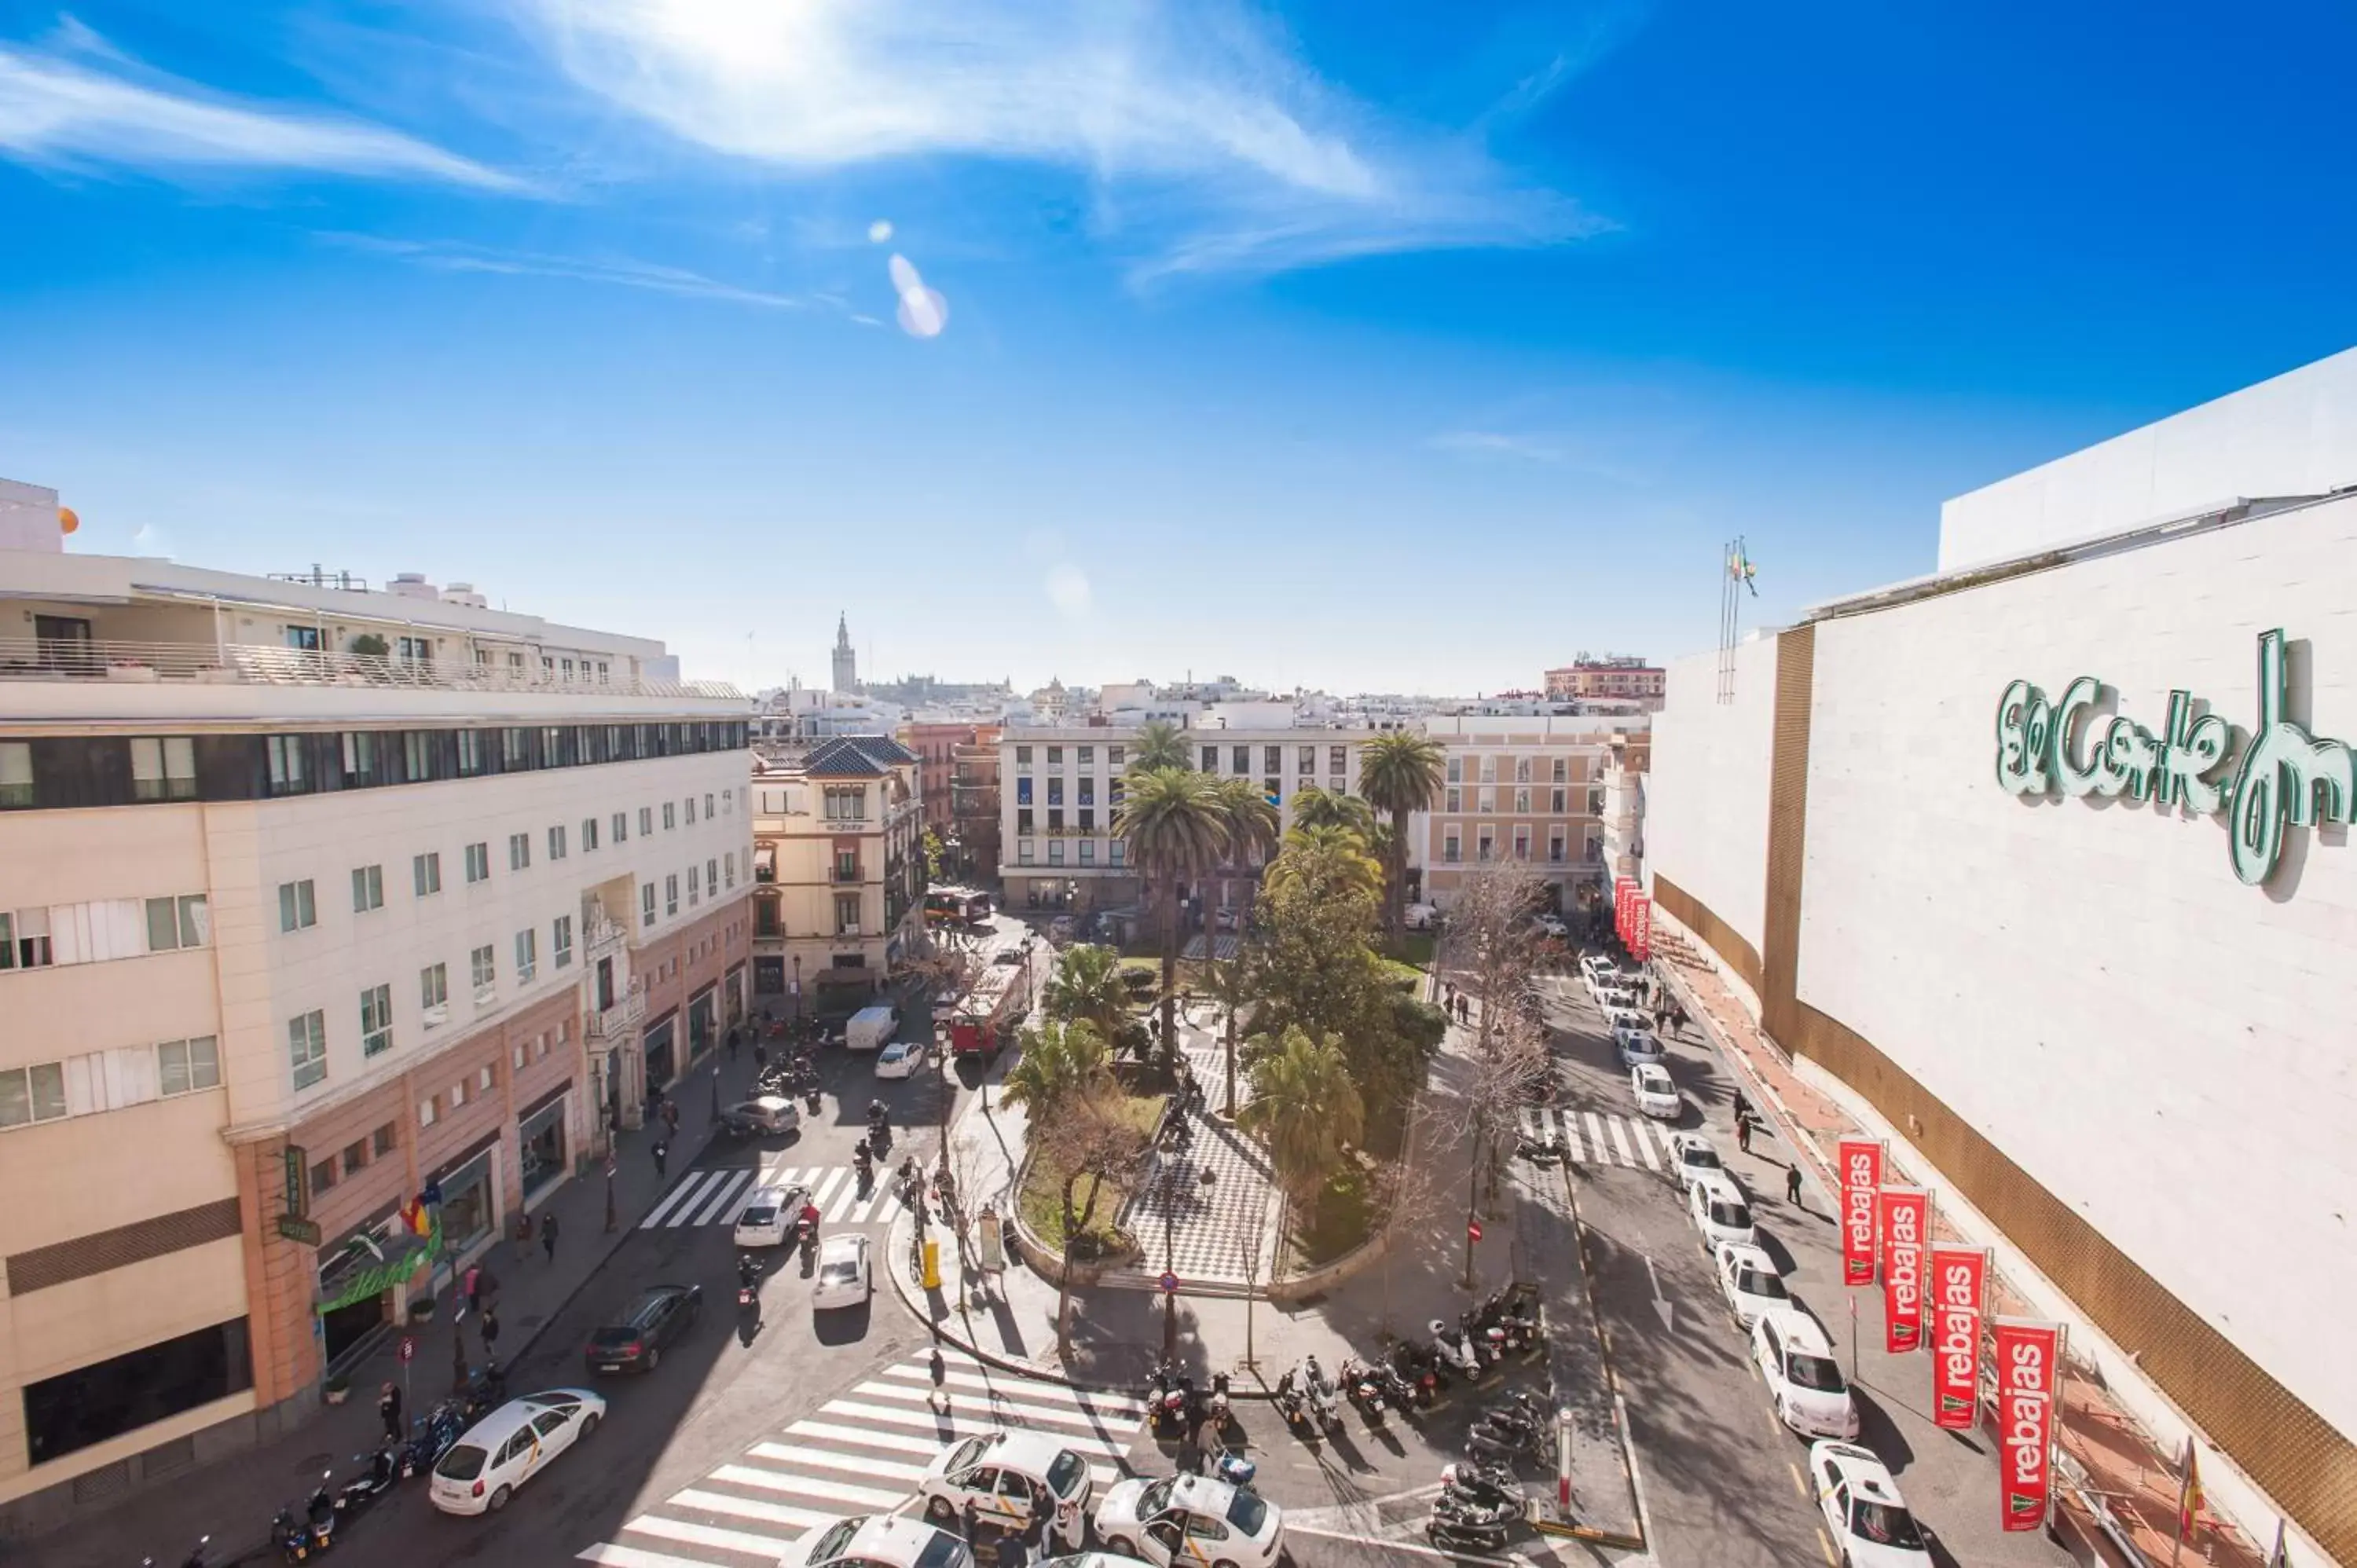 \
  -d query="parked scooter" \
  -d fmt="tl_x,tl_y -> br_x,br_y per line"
1207,1372 -> 1233,1438
1440,1460 -> 1521,1508
271,1471 -> 339,1561
1427,1513 -> 1512,1553
1297,1355 -> 1344,1433
1271,1367 -> 1308,1431
1338,1357 -> 1387,1426
1388,1342 -> 1449,1405
333,1446 -> 400,1522
1432,1487 -> 1522,1528
399,1401 -> 465,1478
1464,1416 -> 1545,1466
1426,1319 -> 1492,1381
